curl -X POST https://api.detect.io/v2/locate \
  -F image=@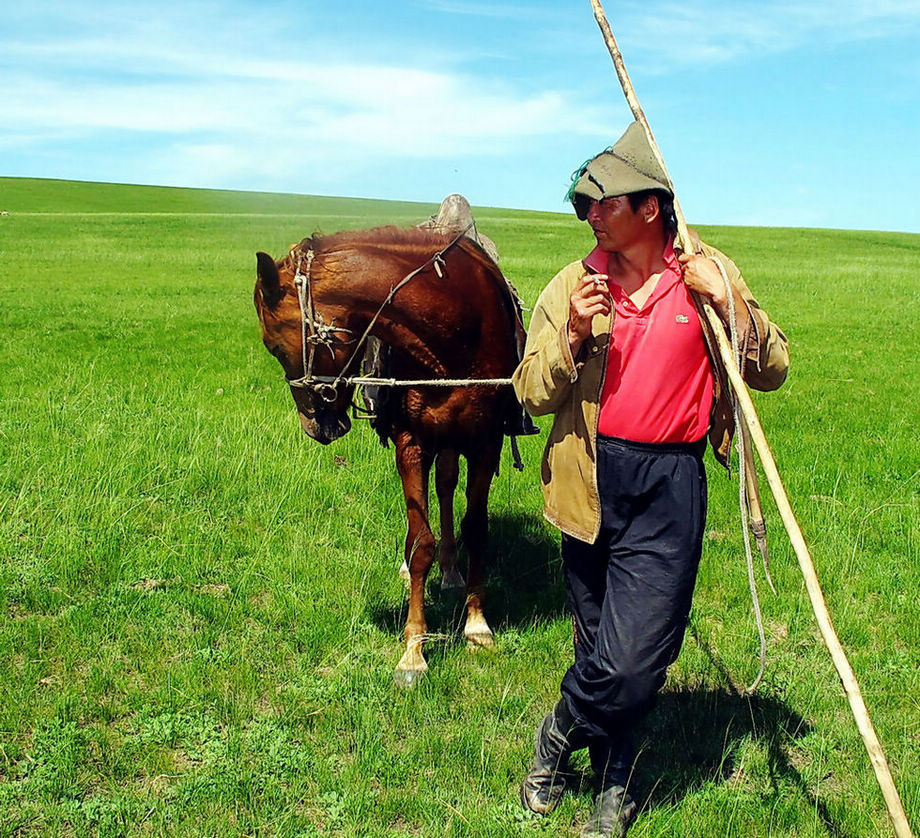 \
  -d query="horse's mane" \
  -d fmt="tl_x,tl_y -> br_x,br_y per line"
312,225 -> 452,254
